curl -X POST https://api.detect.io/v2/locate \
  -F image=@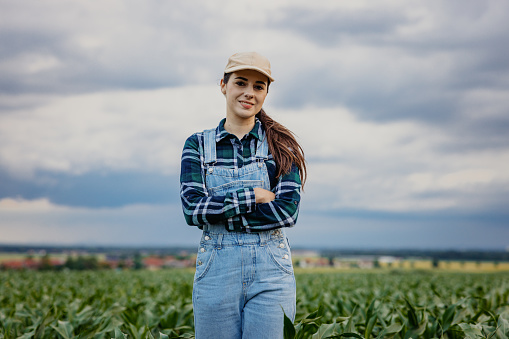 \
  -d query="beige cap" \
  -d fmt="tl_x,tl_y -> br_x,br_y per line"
224,52 -> 275,82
